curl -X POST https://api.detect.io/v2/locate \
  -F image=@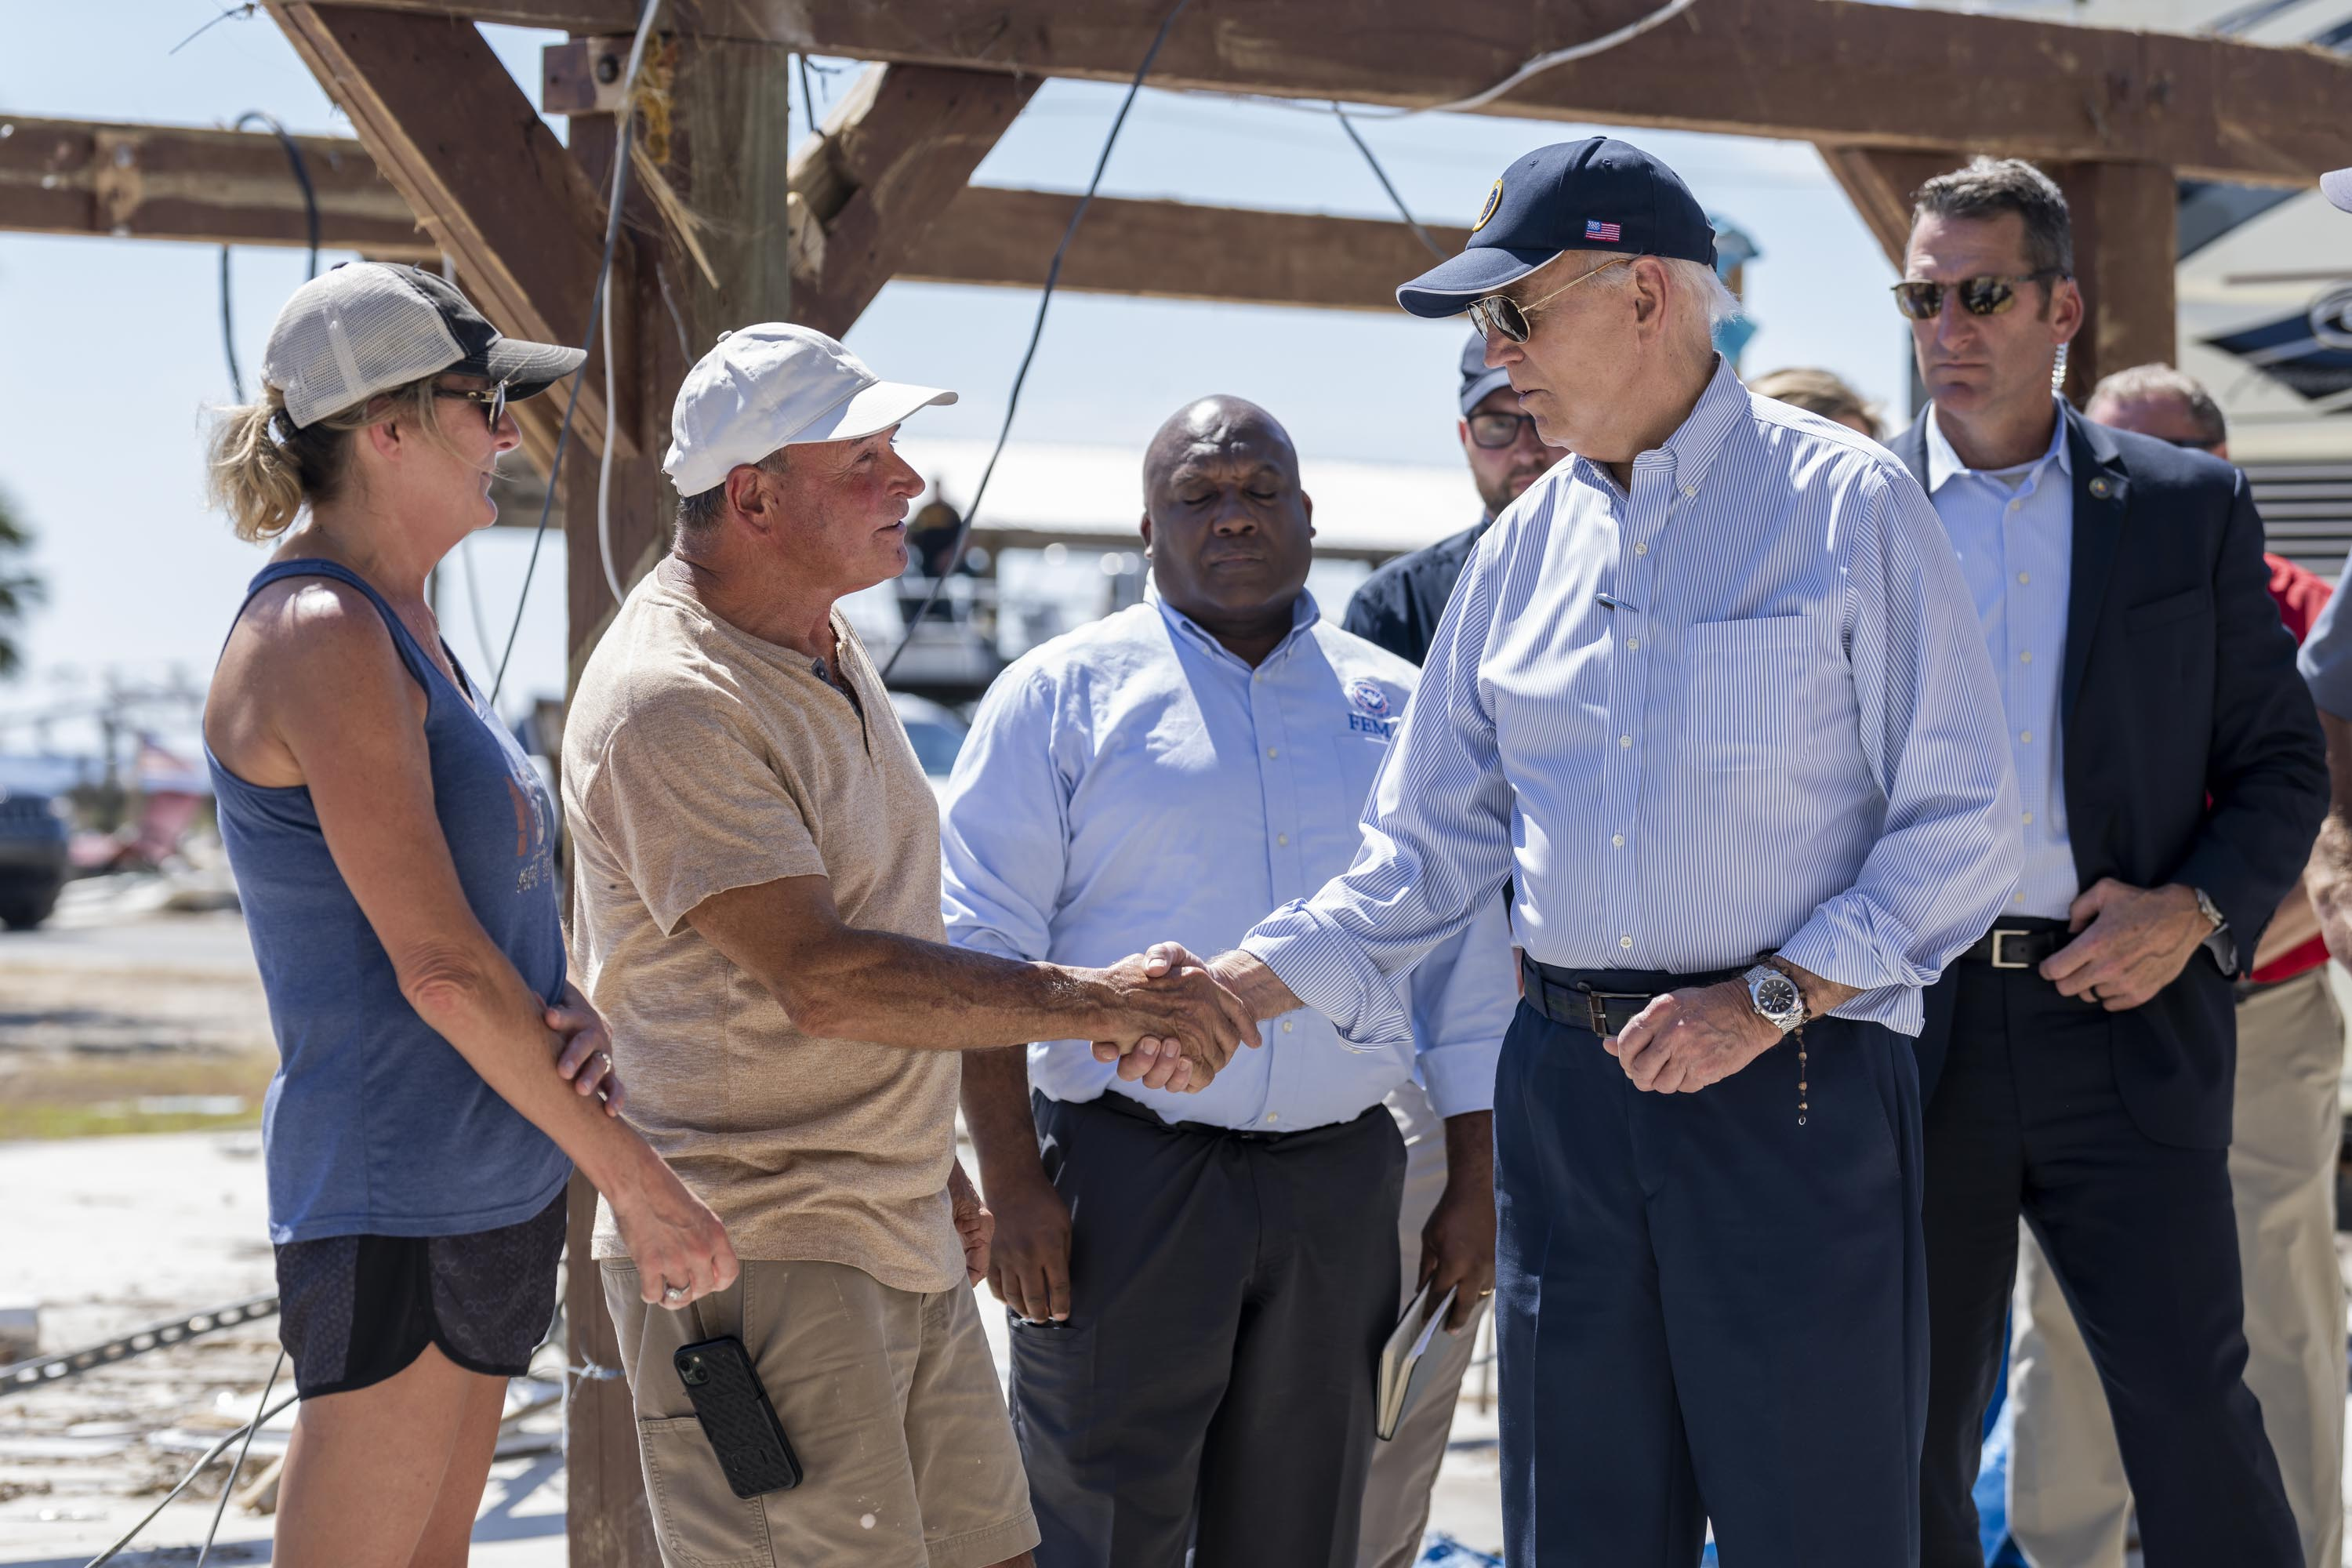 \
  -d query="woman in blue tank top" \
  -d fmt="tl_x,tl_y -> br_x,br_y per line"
202,263 -> 737,1566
